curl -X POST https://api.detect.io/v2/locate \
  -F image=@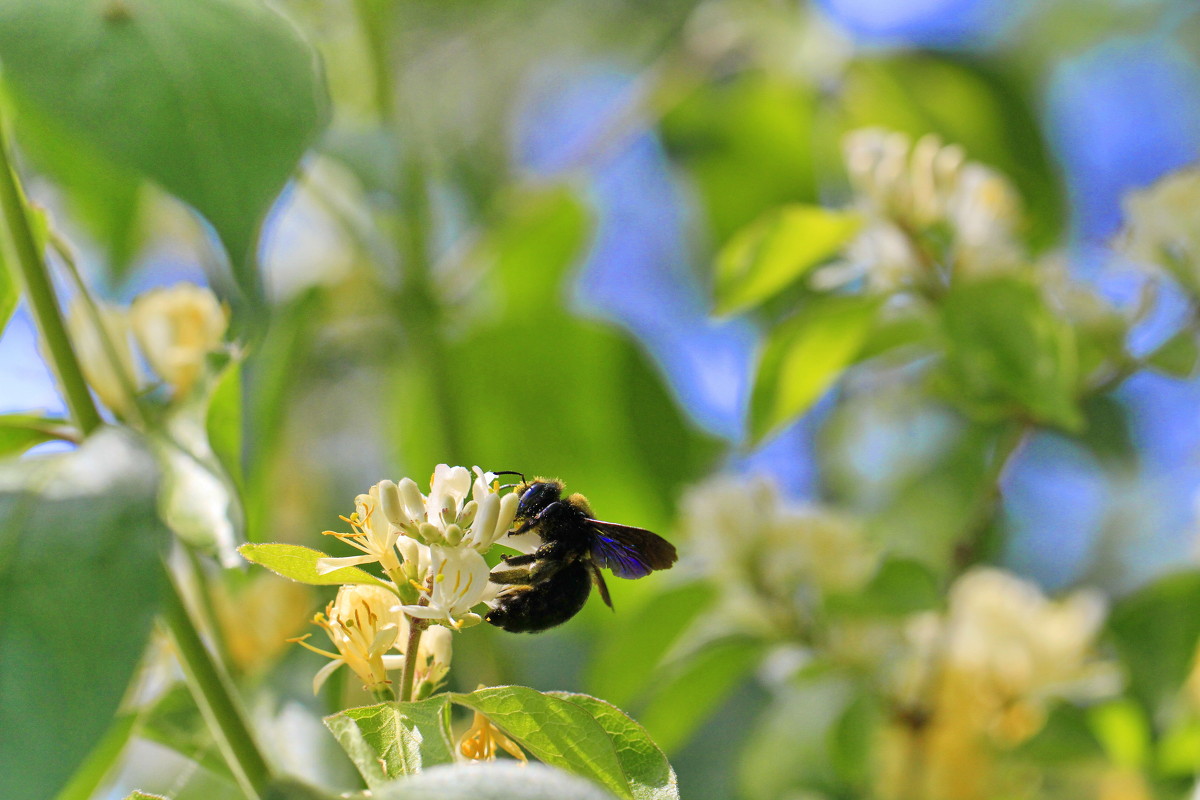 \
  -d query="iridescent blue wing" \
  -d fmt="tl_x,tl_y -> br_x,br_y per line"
588,520 -> 678,580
